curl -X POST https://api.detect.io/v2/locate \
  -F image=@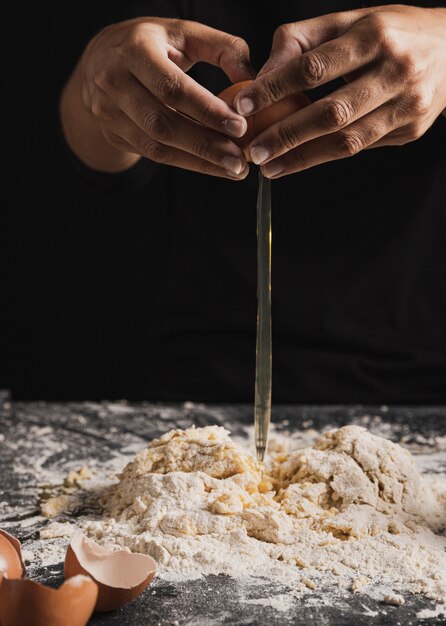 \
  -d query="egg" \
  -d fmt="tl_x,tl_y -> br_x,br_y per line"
0,574 -> 98,626
64,532 -> 157,612
0,530 -> 25,583
219,80 -> 310,160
